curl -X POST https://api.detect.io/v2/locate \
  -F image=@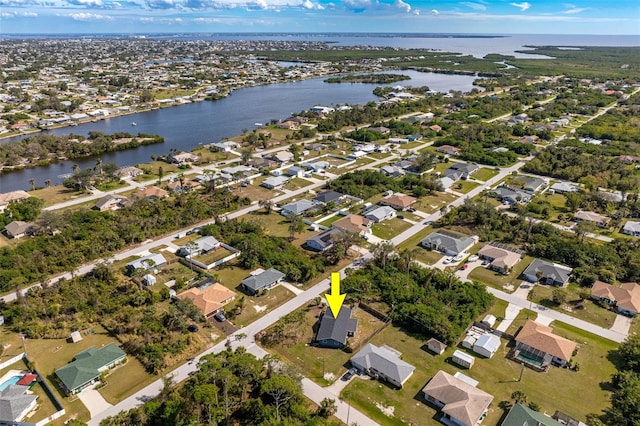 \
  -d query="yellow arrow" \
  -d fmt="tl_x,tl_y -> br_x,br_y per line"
325,272 -> 346,319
